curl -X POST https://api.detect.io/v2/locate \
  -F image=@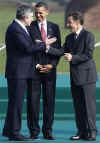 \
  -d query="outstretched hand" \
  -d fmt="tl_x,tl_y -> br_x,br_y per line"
45,37 -> 57,46
64,53 -> 72,62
